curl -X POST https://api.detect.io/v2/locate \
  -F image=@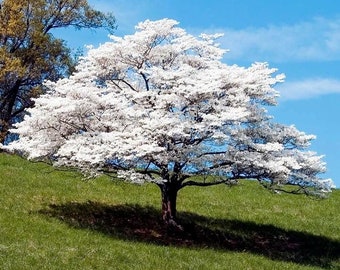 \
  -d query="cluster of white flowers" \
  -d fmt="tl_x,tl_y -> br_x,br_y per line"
2,19 -> 334,194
